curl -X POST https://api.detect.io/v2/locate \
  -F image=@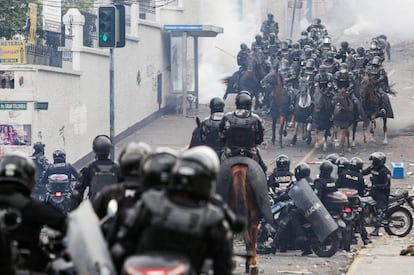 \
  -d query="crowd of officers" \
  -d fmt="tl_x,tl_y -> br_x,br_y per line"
257,151 -> 391,255
237,15 -> 392,116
